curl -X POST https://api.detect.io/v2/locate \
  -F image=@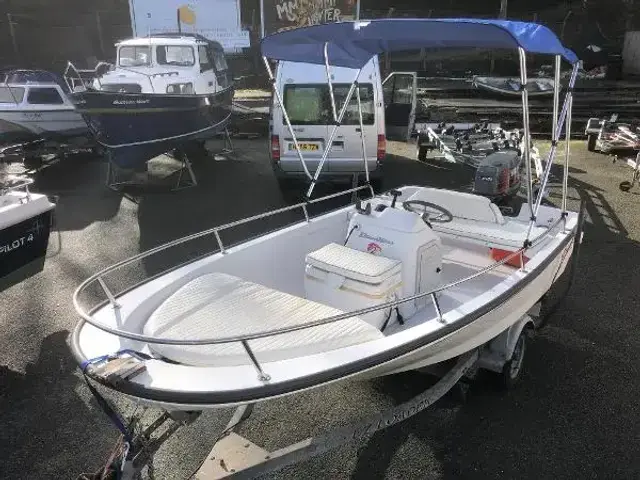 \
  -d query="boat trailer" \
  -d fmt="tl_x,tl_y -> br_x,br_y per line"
75,196 -> 586,480
0,137 -> 98,172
